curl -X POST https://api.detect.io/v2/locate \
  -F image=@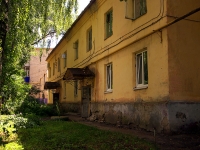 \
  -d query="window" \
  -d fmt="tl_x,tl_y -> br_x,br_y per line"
74,80 -> 78,97
63,82 -> 66,98
87,27 -> 92,51
53,62 -> 55,75
26,70 -> 30,77
105,9 -> 113,38
106,63 -> 113,91
25,67 -> 30,77
125,0 -> 147,20
74,41 -> 79,60
63,52 -> 67,68
136,50 -> 148,87
48,67 -> 51,78
58,58 -> 61,72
